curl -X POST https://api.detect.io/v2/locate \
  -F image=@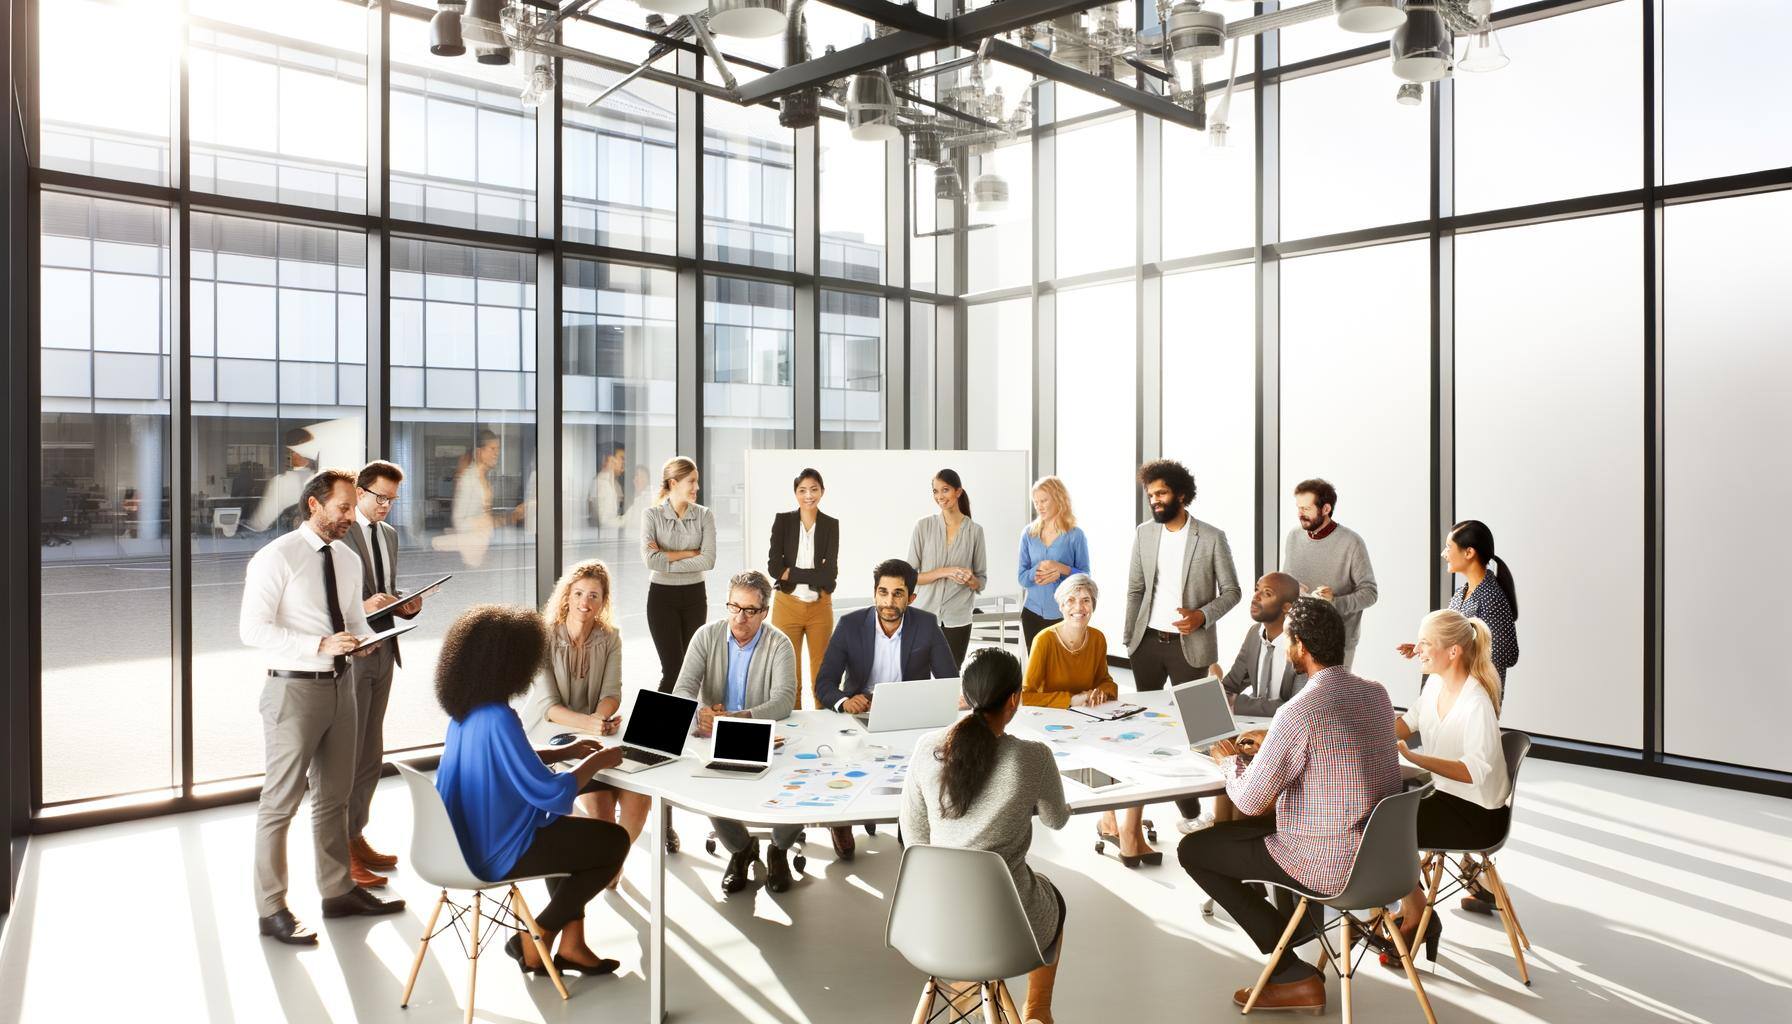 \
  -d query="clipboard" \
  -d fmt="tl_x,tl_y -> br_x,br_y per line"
368,574 -> 452,626
348,622 -> 418,655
